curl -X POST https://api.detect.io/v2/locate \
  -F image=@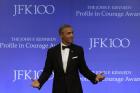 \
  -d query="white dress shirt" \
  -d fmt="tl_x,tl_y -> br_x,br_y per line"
61,42 -> 70,73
